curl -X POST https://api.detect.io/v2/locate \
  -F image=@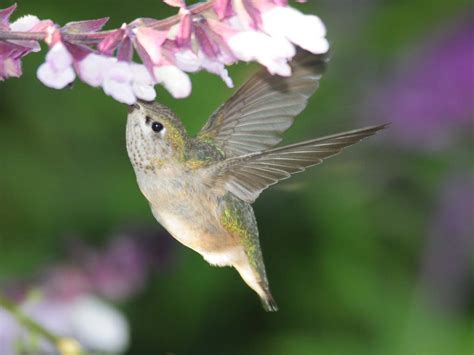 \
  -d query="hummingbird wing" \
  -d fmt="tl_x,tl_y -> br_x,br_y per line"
209,124 -> 388,203
197,51 -> 329,157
